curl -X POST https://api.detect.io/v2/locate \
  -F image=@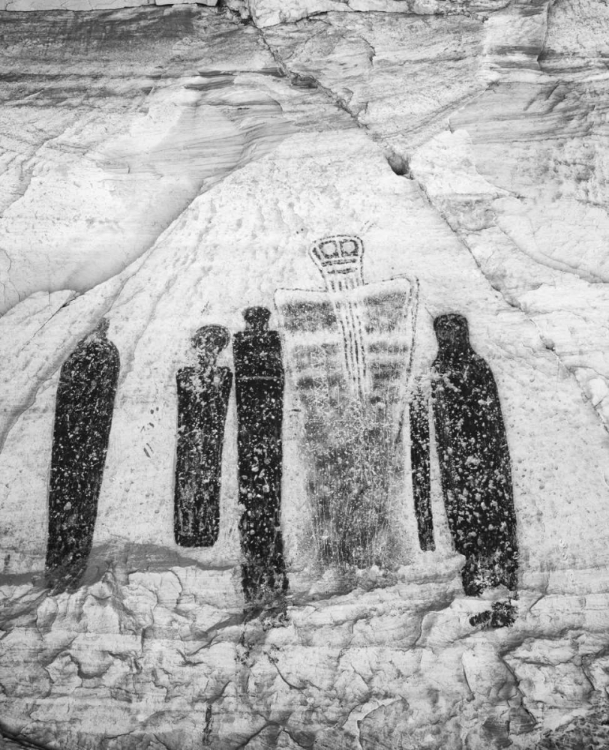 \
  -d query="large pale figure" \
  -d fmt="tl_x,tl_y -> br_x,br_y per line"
276,237 -> 418,568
